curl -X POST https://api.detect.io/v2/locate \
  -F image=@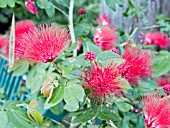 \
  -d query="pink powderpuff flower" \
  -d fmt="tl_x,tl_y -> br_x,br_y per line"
5,20 -> 35,60
82,55 -> 124,99
118,44 -> 152,84
144,32 -> 169,48
19,24 -> 70,63
25,0 -> 38,17
156,77 -> 170,95
96,14 -> 110,26
15,20 -> 35,36
142,94 -> 170,128
0,35 -> 9,50
78,8 -> 86,15
93,27 -> 117,50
